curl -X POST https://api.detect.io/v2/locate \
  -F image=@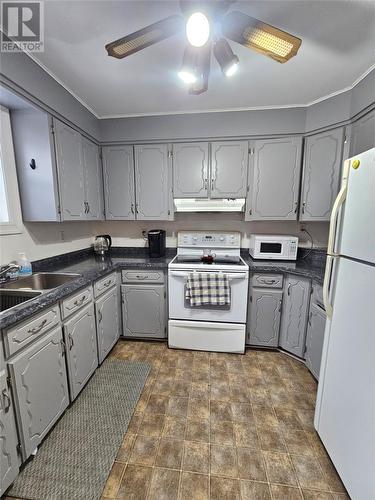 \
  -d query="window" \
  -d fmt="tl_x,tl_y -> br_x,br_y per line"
0,105 -> 22,234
